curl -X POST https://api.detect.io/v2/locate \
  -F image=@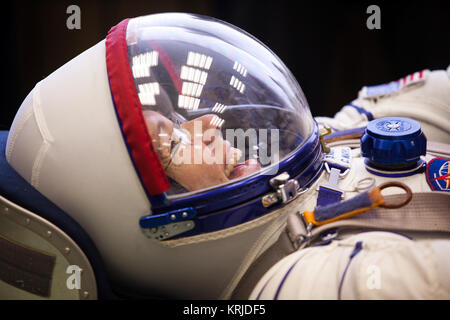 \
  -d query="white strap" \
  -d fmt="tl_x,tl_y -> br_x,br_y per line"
288,192 -> 450,250
427,141 -> 450,158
